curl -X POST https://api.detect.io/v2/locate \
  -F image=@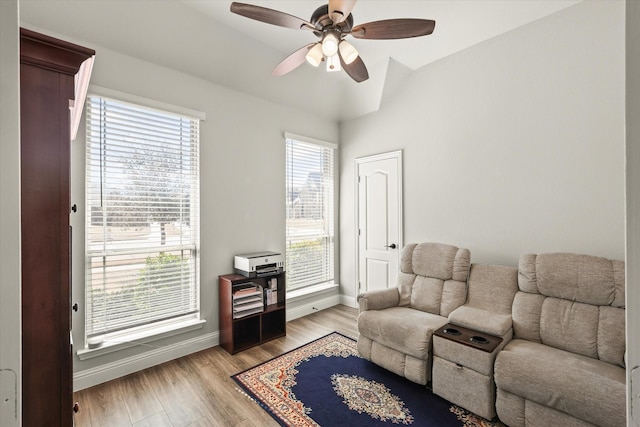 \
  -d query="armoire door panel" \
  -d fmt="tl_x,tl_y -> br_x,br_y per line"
20,28 -> 94,427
